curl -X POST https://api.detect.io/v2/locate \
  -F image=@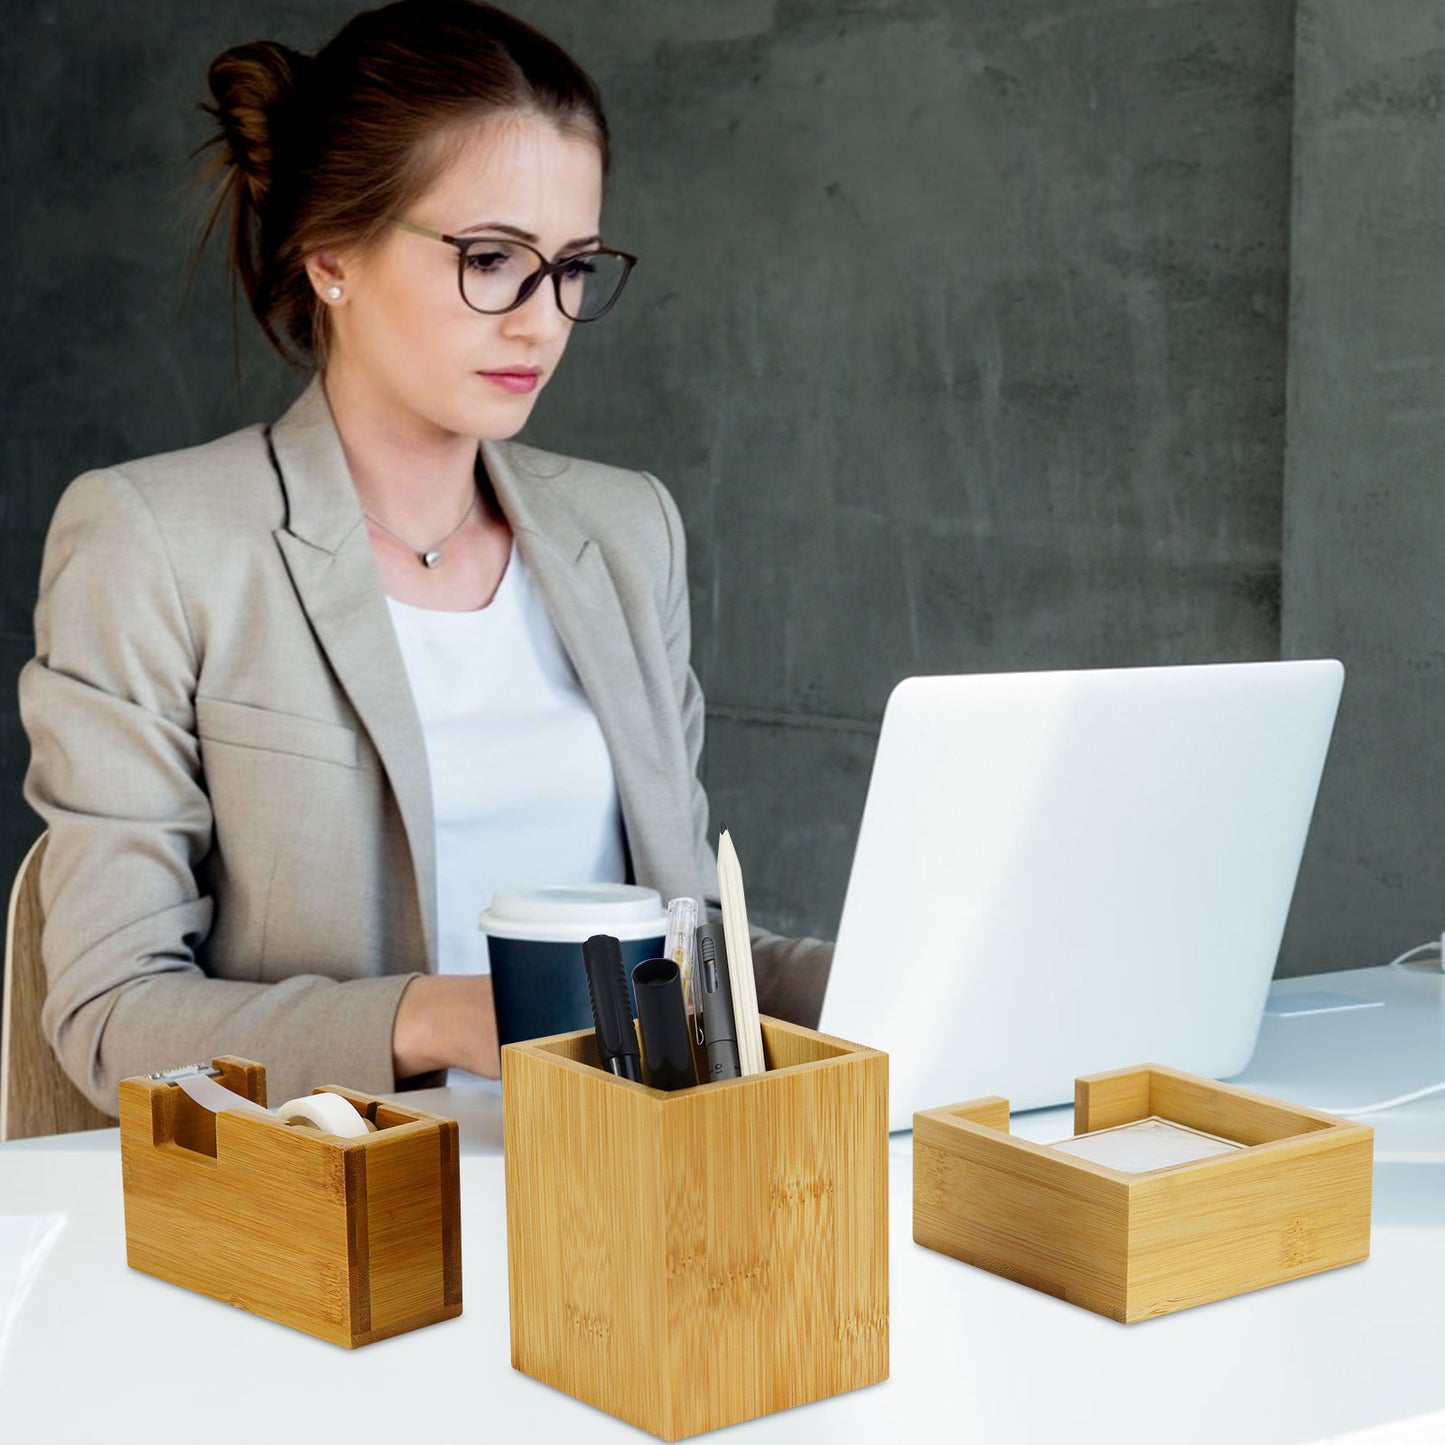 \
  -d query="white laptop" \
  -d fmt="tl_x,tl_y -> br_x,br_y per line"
818,660 -> 1344,1129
